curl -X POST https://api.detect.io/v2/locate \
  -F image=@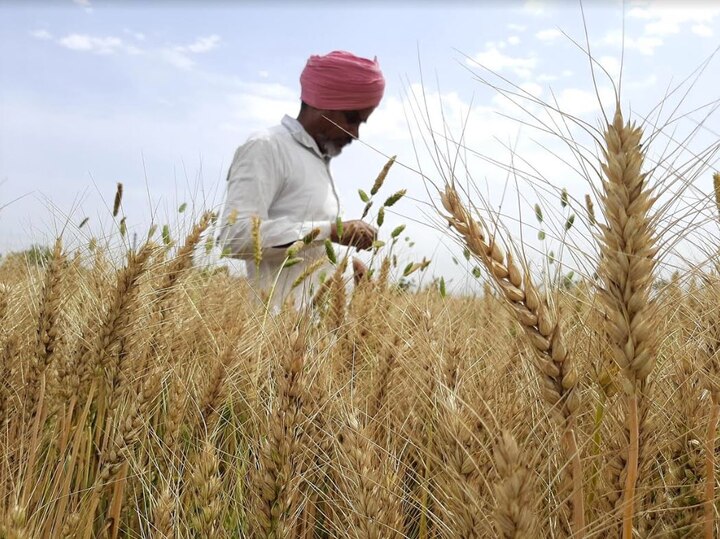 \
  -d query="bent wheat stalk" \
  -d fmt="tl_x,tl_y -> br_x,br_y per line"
441,185 -> 584,536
